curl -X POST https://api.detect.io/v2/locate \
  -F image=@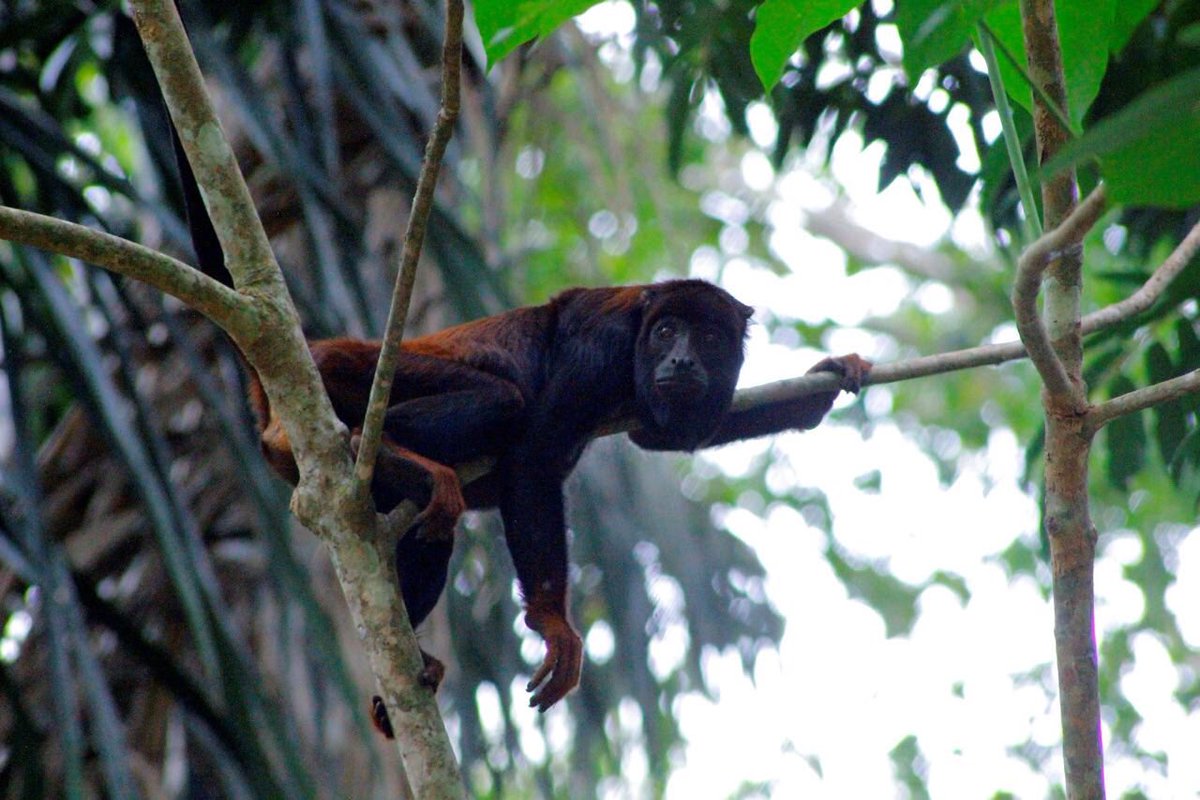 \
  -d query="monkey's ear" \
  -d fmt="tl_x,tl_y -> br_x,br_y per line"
737,301 -> 754,320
